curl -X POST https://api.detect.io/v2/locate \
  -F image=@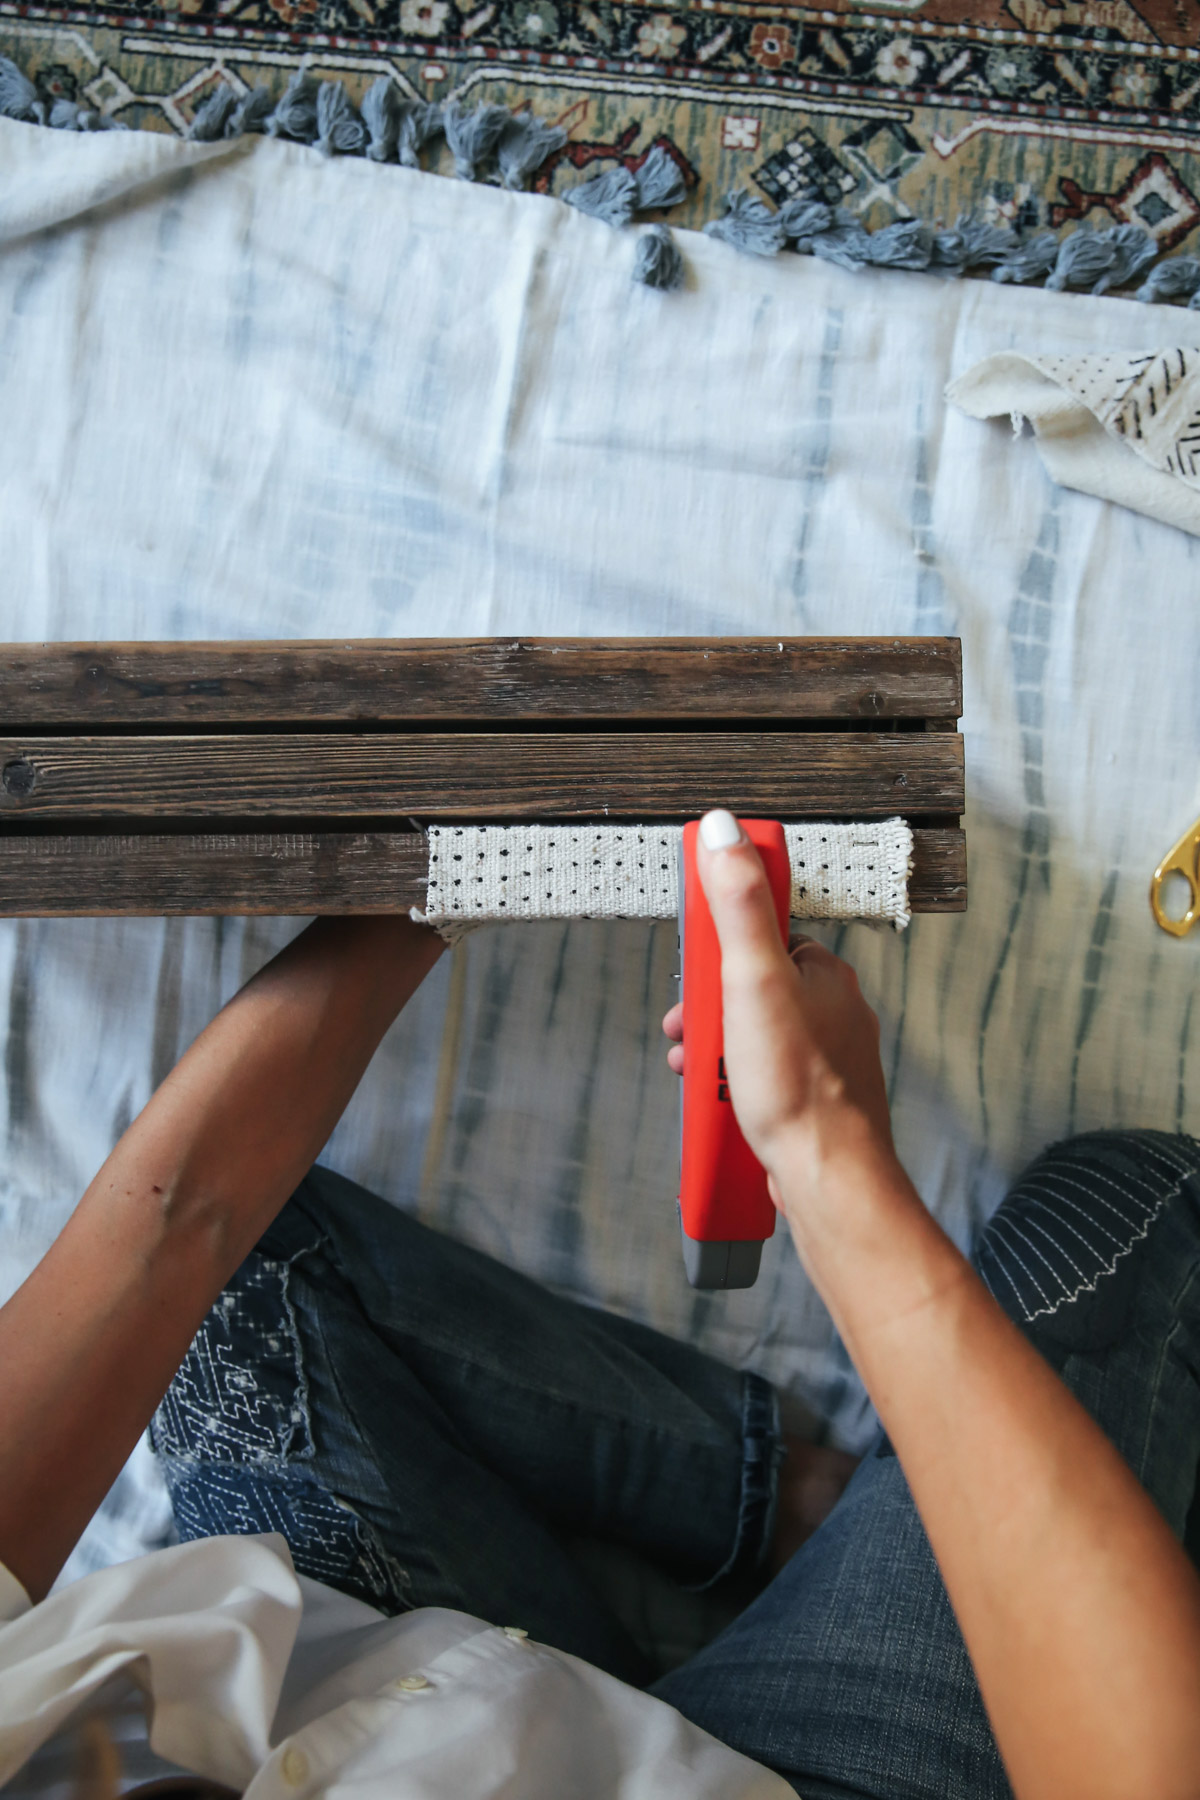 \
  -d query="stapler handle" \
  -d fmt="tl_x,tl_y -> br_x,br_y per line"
677,818 -> 791,1290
